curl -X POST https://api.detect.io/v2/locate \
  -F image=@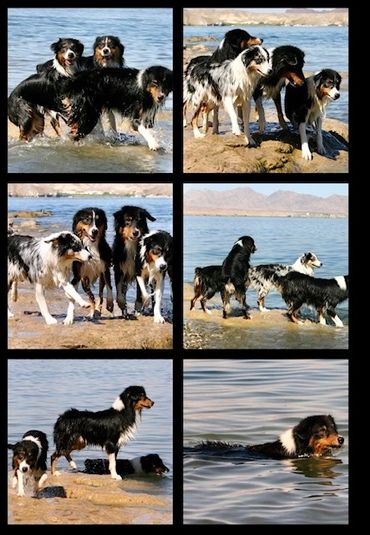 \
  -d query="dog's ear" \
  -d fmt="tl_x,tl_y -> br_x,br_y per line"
142,209 -> 156,222
8,444 -> 15,450
51,38 -> 63,53
293,419 -> 311,441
